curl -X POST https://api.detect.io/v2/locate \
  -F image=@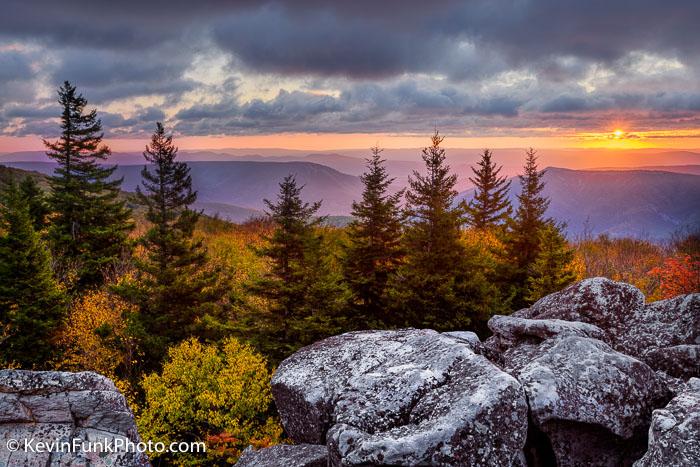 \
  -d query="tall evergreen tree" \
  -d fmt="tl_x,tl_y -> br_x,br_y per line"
509,148 -> 550,265
248,175 -> 346,361
18,176 -> 49,232
343,147 -> 404,327
0,180 -> 67,368
526,223 -> 577,303
463,149 -> 512,229
123,123 -> 225,370
390,130 -> 477,330
506,148 -> 557,306
45,81 -> 133,289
